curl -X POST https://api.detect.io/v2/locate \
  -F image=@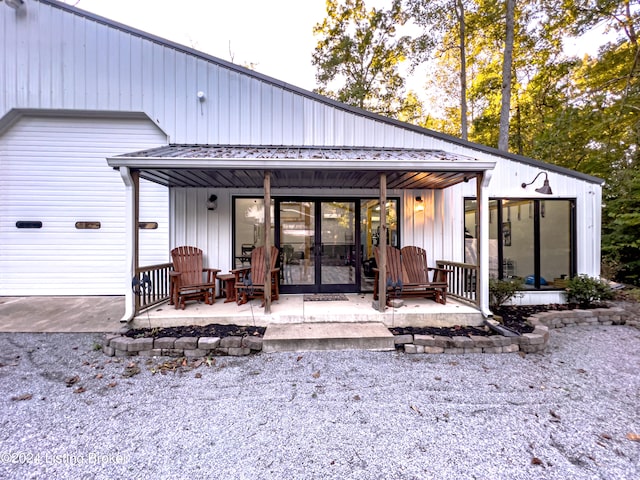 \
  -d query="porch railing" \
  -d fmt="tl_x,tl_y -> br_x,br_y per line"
134,263 -> 173,313
436,260 -> 478,306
